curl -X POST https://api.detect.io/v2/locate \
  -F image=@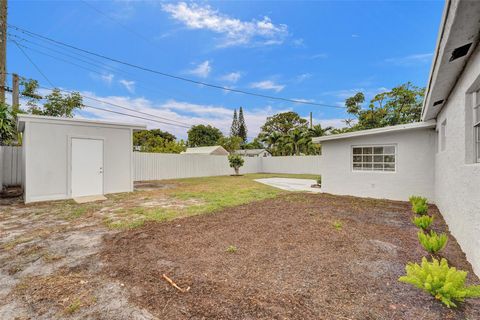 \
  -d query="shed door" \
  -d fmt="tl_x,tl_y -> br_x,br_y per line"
71,138 -> 104,197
